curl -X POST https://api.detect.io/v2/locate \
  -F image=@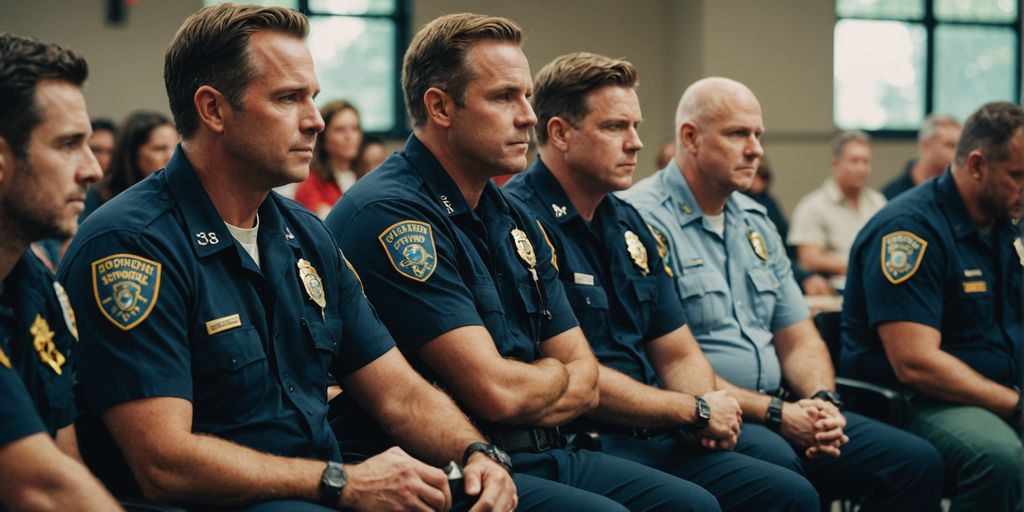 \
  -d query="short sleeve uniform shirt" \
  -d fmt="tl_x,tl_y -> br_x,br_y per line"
619,163 -> 809,392
504,159 -> 686,387
59,148 -> 394,473
840,170 -> 1022,387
